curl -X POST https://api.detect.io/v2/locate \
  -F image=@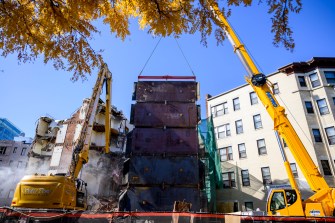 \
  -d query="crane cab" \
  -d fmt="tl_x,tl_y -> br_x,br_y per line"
267,189 -> 304,216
